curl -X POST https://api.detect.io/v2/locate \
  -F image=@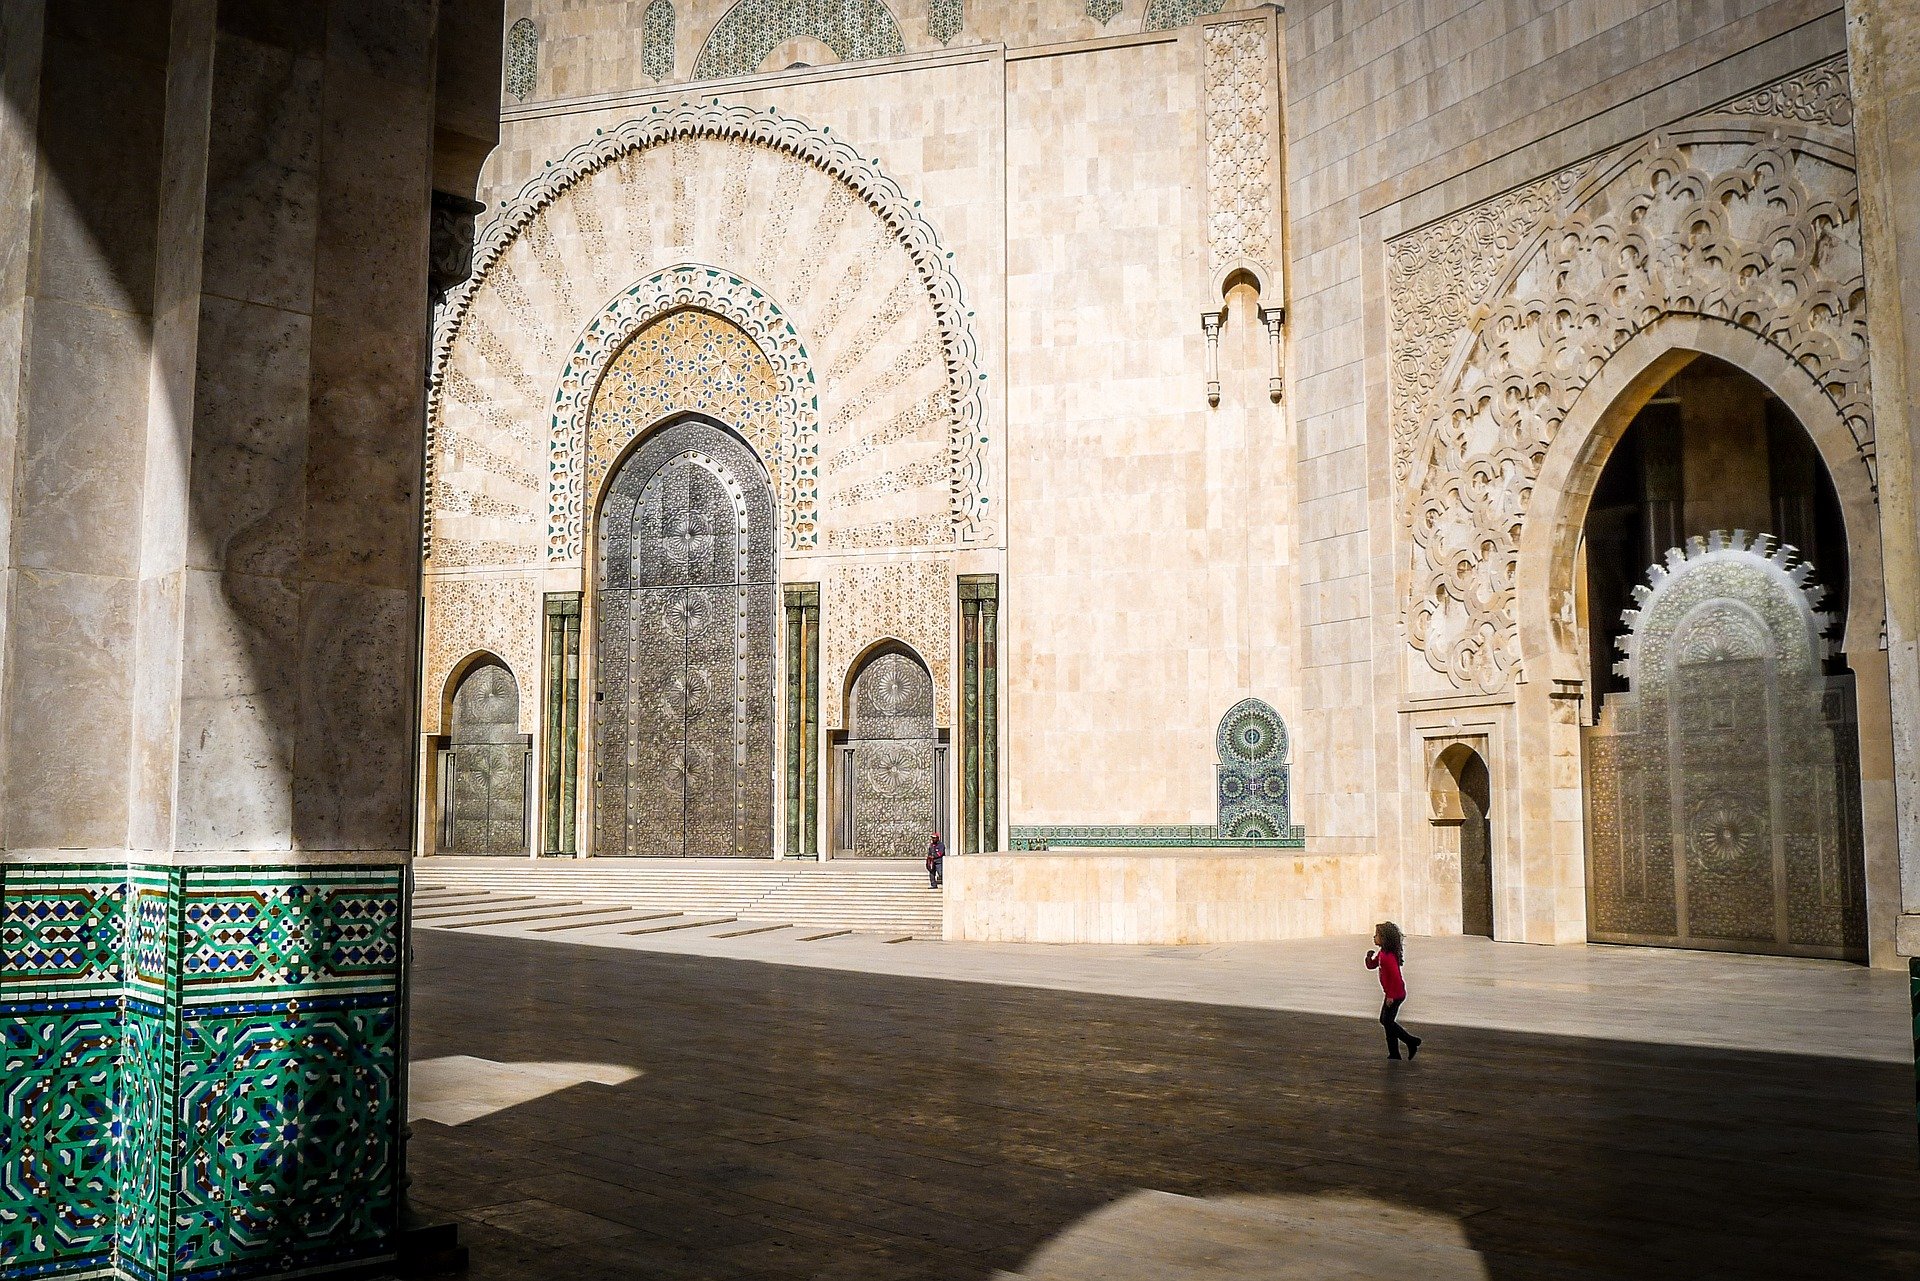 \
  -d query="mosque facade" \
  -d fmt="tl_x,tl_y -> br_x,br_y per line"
423,0 -> 1920,969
